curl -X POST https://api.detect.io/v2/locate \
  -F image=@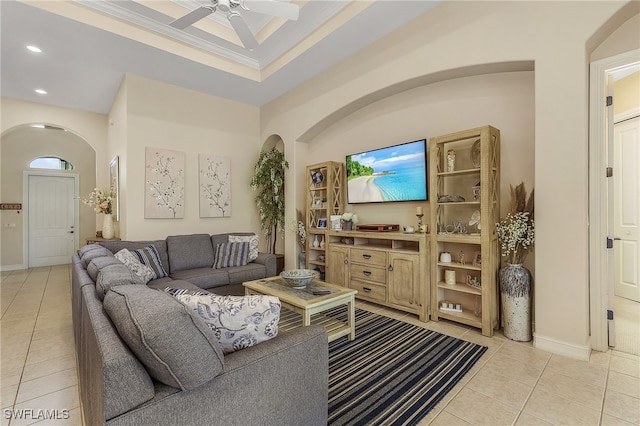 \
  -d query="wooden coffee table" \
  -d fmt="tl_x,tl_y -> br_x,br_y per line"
243,276 -> 357,342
